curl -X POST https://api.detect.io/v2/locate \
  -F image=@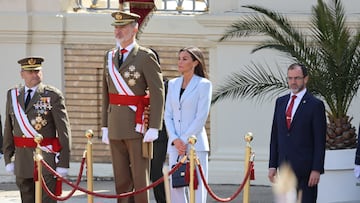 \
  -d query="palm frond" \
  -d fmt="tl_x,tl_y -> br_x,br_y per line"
242,5 -> 305,43
219,4 -> 320,77
308,0 -> 360,118
211,63 -> 288,104
216,0 -> 360,149
217,0 -> 360,119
